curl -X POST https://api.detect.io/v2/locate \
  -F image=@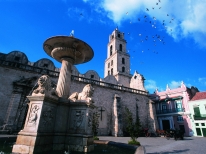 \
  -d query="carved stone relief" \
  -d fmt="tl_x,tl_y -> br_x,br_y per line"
73,110 -> 85,129
42,107 -> 54,126
27,105 -> 40,127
